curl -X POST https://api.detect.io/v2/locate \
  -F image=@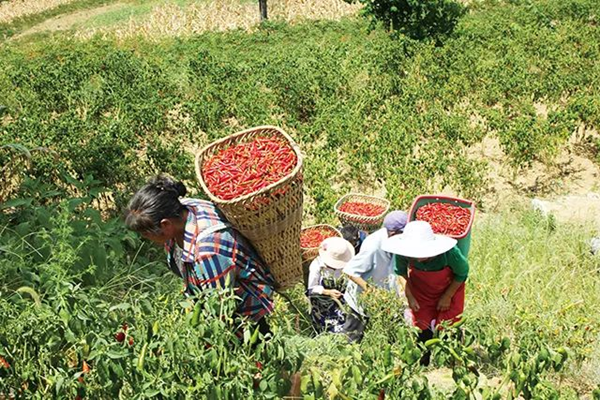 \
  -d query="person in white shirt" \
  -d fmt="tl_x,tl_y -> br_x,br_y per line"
306,237 -> 356,337
342,210 -> 408,314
